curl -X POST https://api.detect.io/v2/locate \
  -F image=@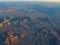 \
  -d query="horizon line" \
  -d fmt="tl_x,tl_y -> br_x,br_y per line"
0,0 -> 60,2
